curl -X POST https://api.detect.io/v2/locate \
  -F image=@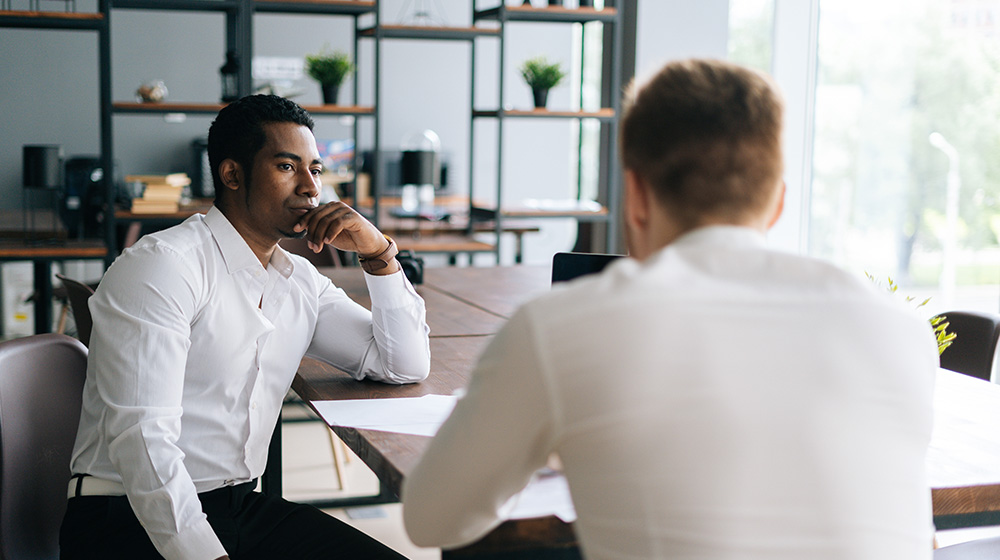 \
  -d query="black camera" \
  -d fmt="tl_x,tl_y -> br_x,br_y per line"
397,250 -> 424,285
